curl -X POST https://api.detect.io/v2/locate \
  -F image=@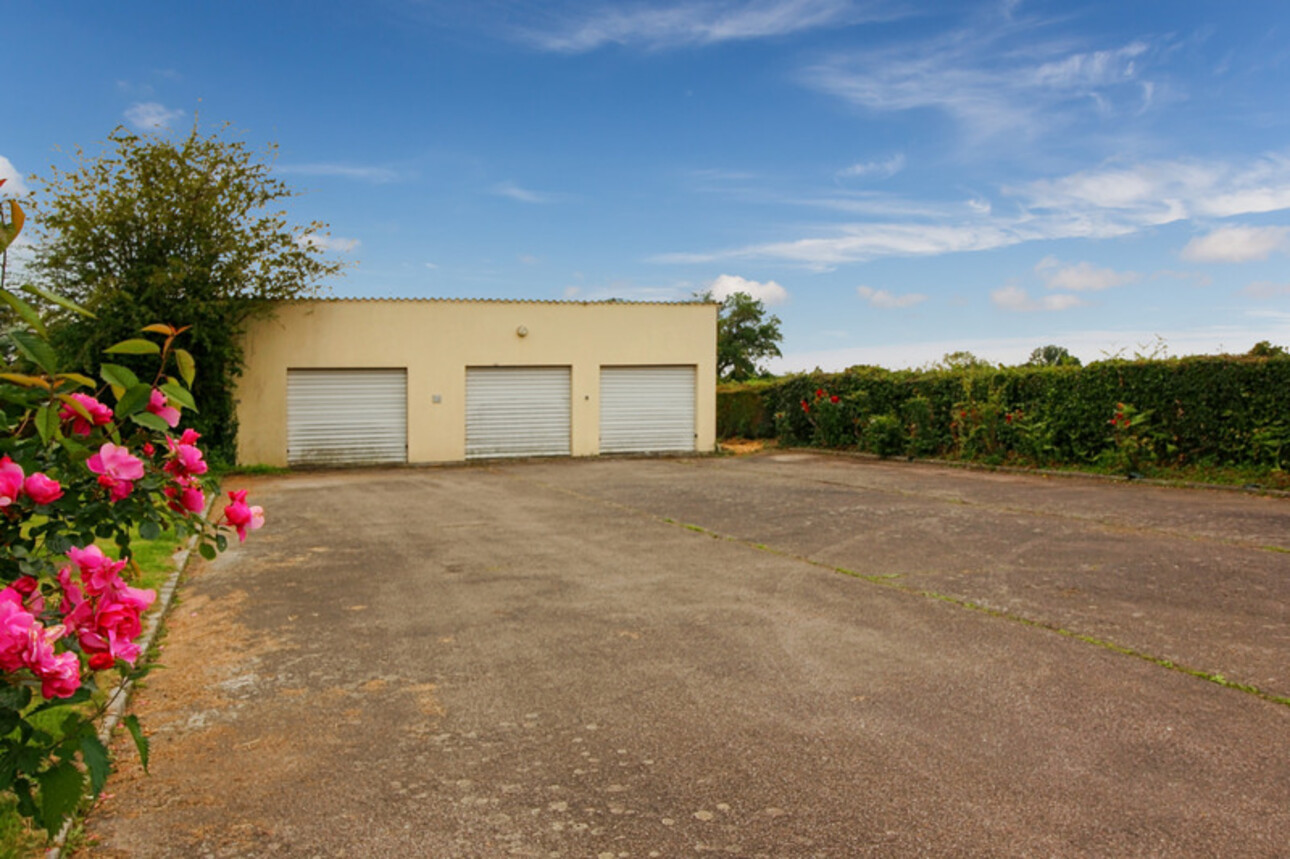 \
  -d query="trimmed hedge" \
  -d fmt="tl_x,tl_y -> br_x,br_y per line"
717,356 -> 1290,471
